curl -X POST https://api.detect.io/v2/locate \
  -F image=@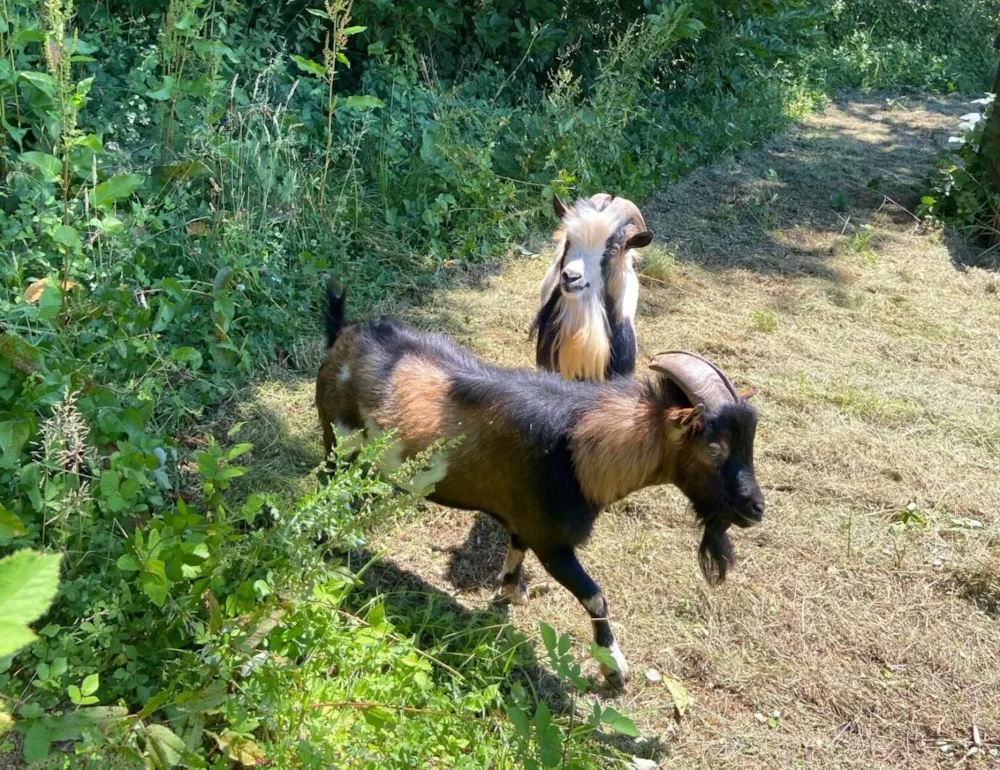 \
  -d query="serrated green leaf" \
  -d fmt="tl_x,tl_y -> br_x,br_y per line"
23,722 -> 51,764
94,173 -> 144,209
0,621 -> 36,659
342,94 -> 384,110
20,151 -> 62,182
0,550 -> 62,627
